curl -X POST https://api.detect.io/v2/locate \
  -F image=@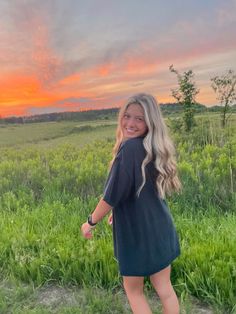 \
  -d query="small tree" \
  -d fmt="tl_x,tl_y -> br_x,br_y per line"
169,65 -> 199,131
211,69 -> 236,127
